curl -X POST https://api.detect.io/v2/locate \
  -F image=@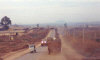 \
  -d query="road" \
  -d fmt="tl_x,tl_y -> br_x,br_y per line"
4,28 -> 85,60
58,27 -> 85,60
15,29 -> 66,60
3,30 -> 54,60
15,47 -> 48,60
15,46 -> 65,60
